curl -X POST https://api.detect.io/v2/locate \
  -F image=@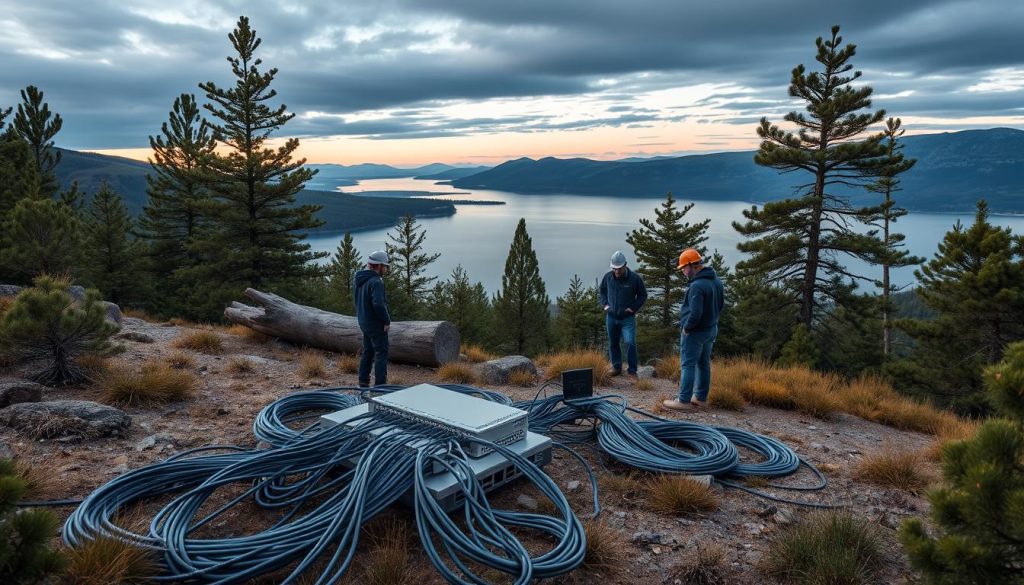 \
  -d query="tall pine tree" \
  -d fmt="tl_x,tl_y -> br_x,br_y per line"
11,86 -> 62,198
385,214 -> 440,319
194,16 -> 324,316
426,265 -> 492,347
867,117 -> 922,356
493,219 -> 550,356
626,192 -> 709,356
889,201 -> 1024,415
326,233 -> 362,315
0,198 -> 82,282
552,275 -> 604,350
137,93 -> 216,316
83,184 -> 144,306
733,25 -> 889,334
